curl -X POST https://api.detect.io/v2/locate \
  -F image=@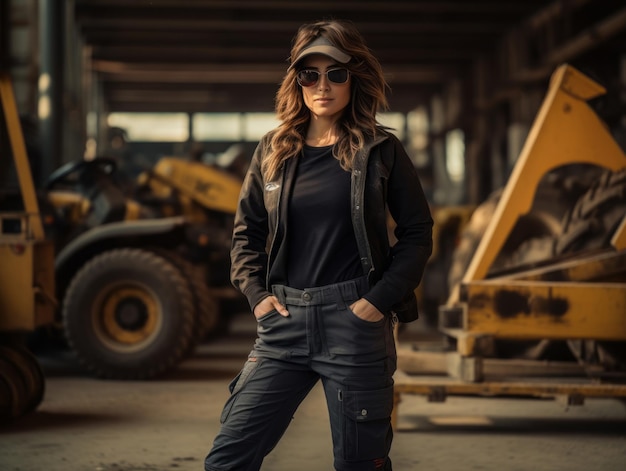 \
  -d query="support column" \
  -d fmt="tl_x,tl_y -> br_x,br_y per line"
38,0 -> 64,187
